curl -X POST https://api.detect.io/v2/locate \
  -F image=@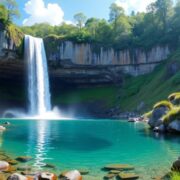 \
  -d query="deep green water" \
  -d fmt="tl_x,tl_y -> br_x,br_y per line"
0,119 -> 179,179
